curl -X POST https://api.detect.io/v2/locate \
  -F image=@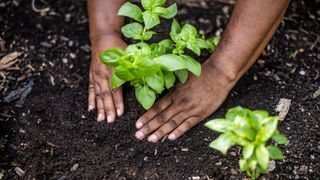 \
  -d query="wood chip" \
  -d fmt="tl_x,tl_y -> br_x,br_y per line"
312,88 -> 320,99
0,52 -> 22,70
275,98 -> 291,121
